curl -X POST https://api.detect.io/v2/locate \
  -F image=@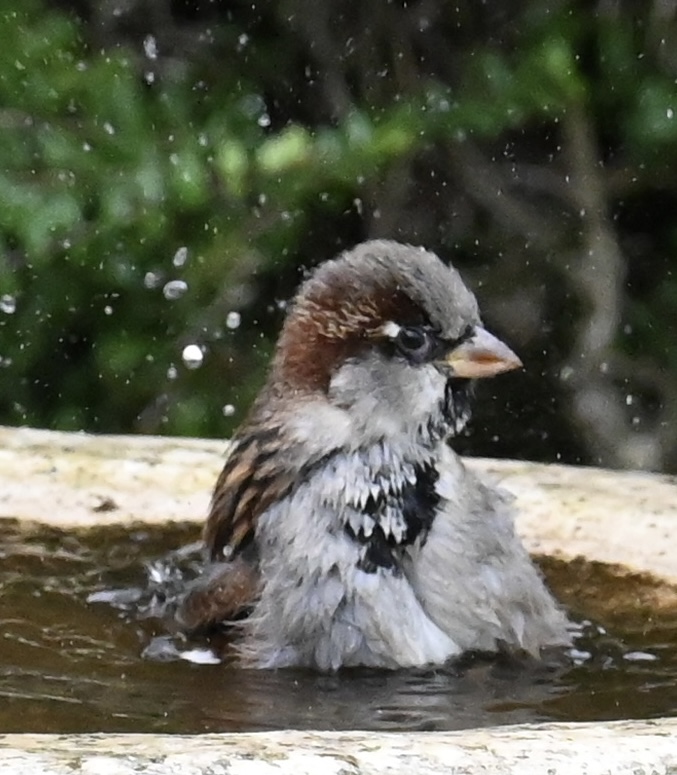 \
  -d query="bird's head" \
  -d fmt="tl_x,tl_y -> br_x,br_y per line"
269,240 -> 521,444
